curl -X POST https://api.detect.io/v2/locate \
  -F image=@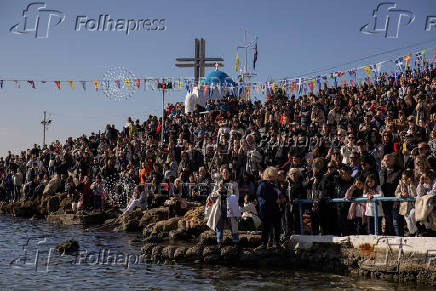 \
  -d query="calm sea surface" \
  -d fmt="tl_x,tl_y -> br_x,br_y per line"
0,215 -> 430,290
